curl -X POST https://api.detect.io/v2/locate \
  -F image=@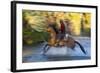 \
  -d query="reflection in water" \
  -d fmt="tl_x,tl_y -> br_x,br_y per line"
23,54 -> 90,63
23,54 -> 48,62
